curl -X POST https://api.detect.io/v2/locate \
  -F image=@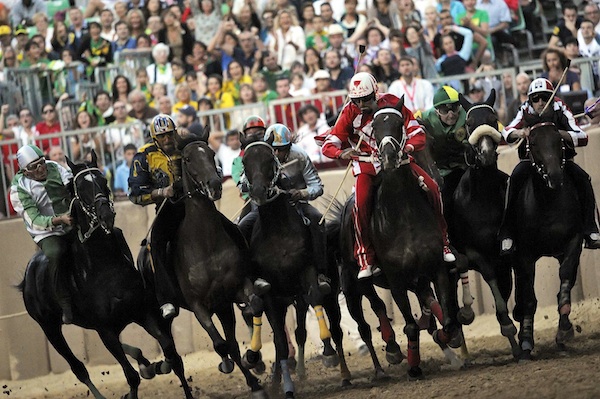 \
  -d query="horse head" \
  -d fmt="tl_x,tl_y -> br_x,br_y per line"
66,150 -> 115,239
176,128 -> 223,201
527,122 -> 565,189
459,89 -> 502,168
242,141 -> 282,205
371,96 -> 408,171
